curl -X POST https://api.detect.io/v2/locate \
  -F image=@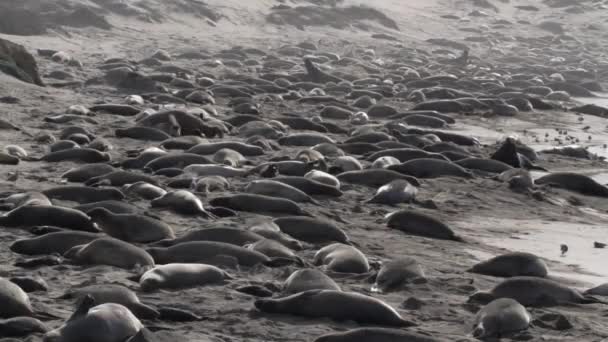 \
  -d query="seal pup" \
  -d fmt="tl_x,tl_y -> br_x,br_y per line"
244,180 -> 319,204
0,316 -> 48,337
0,277 -> 34,318
0,205 -> 97,232
469,276 -> 607,306
84,171 -> 158,187
209,194 -> 308,216
313,327 -> 445,342
150,190 -> 216,218
472,298 -> 531,339
372,257 -> 425,293
468,252 -> 548,278
137,263 -> 232,291
304,170 -> 340,188
273,216 -> 349,243
535,172 -> 608,197
61,164 -> 116,183
386,210 -> 463,241
249,220 -> 303,250
282,269 -> 341,295
254,290 -> 415,327
59,285 -> 158,319
11,231 -> 99,255
314,243 -> 369,274
365,179 -> 418,205
64,237 -> 155,269
87,208 -> 175,243
42,296 -> 143,342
